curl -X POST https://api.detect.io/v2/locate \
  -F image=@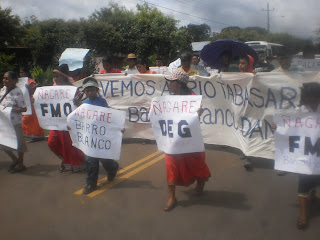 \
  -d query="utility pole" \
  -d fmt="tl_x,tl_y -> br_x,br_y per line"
262,3 -> 274,32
